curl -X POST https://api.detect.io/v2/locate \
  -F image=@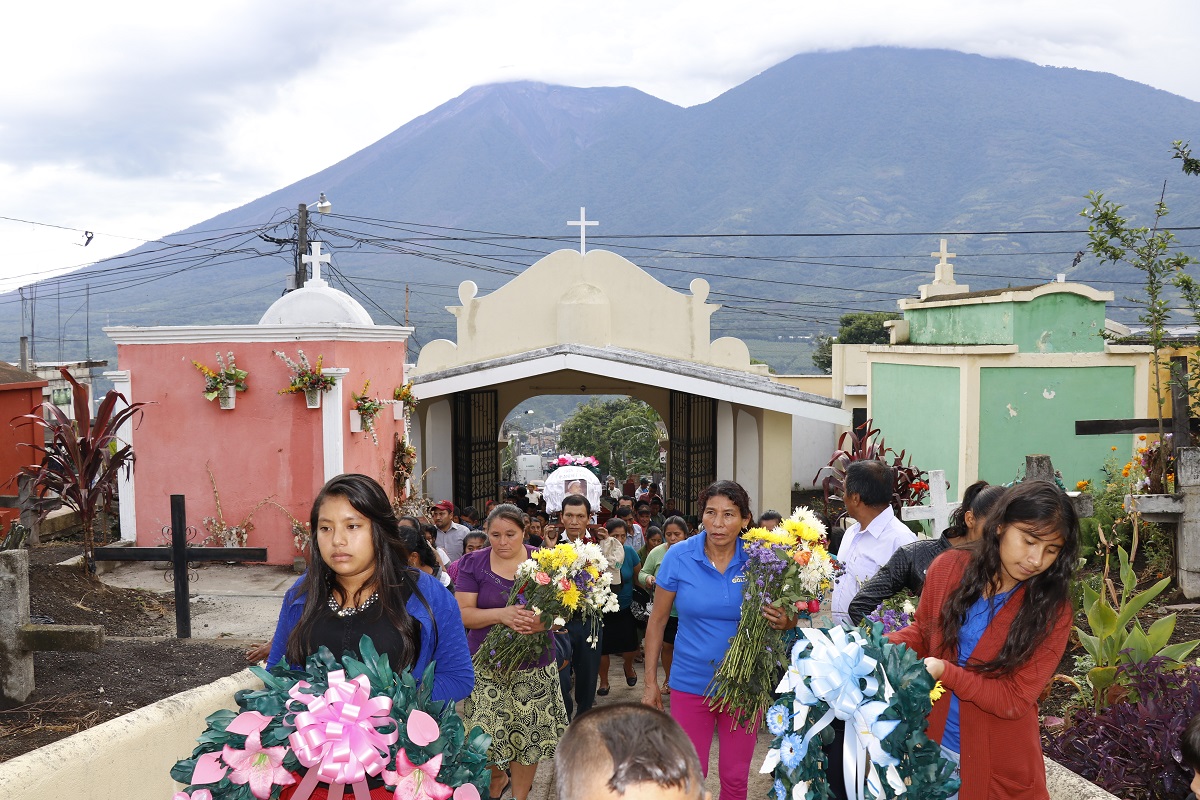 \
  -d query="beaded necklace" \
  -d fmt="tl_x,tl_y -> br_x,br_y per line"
327,590 -> 379,618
